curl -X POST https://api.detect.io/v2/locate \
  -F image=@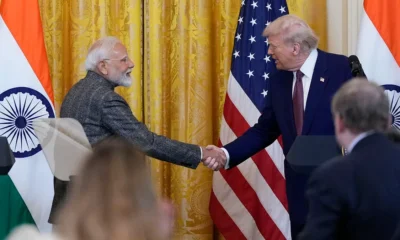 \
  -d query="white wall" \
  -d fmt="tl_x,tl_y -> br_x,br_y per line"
326,0 -> 364,56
